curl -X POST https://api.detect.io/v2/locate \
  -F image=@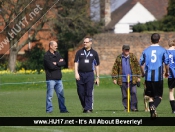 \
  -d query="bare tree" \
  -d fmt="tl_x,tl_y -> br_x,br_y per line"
0,0 -> 58,72
0,0 -> 103,71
